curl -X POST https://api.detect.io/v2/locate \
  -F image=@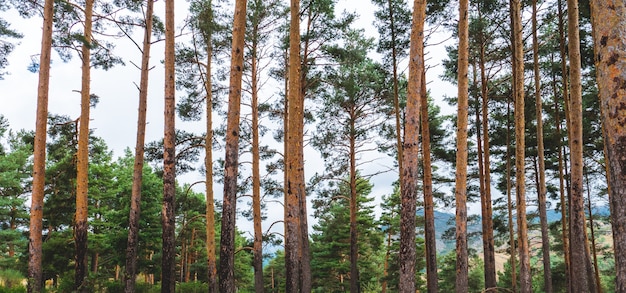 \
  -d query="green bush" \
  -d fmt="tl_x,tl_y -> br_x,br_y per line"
175,281 -> 208,293
0,269 -> 25,290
